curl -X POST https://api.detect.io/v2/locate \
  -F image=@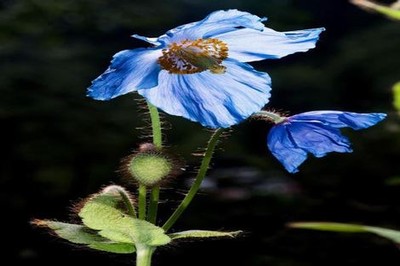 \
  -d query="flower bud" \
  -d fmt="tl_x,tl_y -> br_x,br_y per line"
122,143 -> 177,187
